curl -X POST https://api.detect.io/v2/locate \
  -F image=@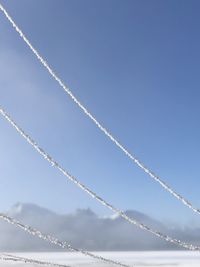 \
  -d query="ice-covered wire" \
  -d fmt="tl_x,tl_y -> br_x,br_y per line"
0,3 -> 199,217
0,253 -> 71,267
0,213 -> 131,267
0,106 -> 199,252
